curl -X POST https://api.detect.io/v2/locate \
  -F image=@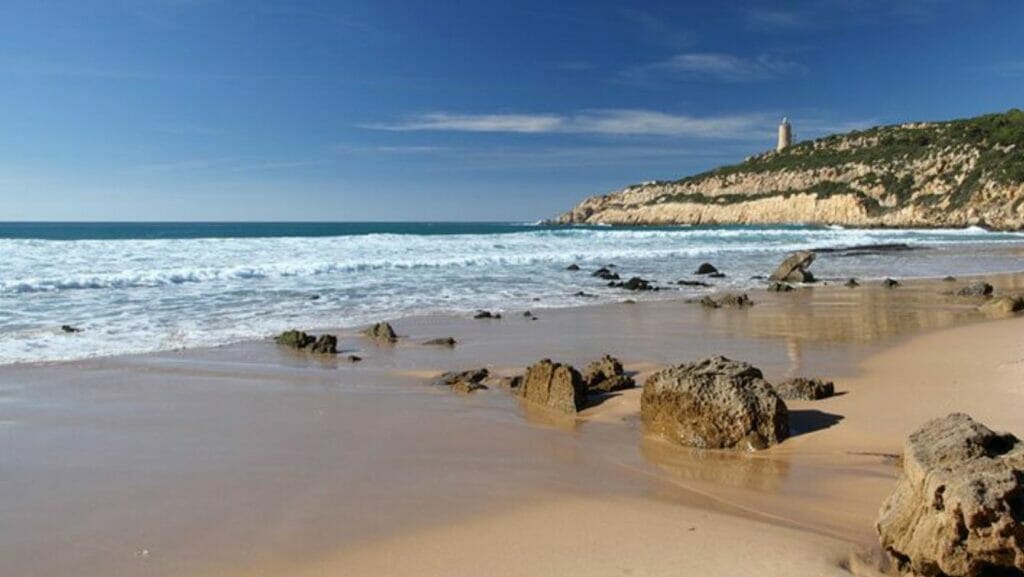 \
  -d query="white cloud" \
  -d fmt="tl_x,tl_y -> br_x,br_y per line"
366,109 -> 769,138
623,52 -> 806,84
